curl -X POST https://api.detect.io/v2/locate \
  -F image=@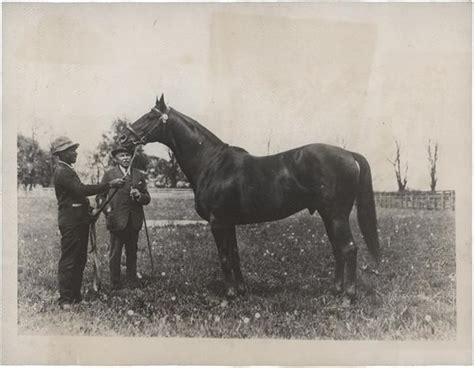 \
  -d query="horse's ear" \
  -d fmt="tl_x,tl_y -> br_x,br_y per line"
155,96 -> 160,107
159,94 -> 166,111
